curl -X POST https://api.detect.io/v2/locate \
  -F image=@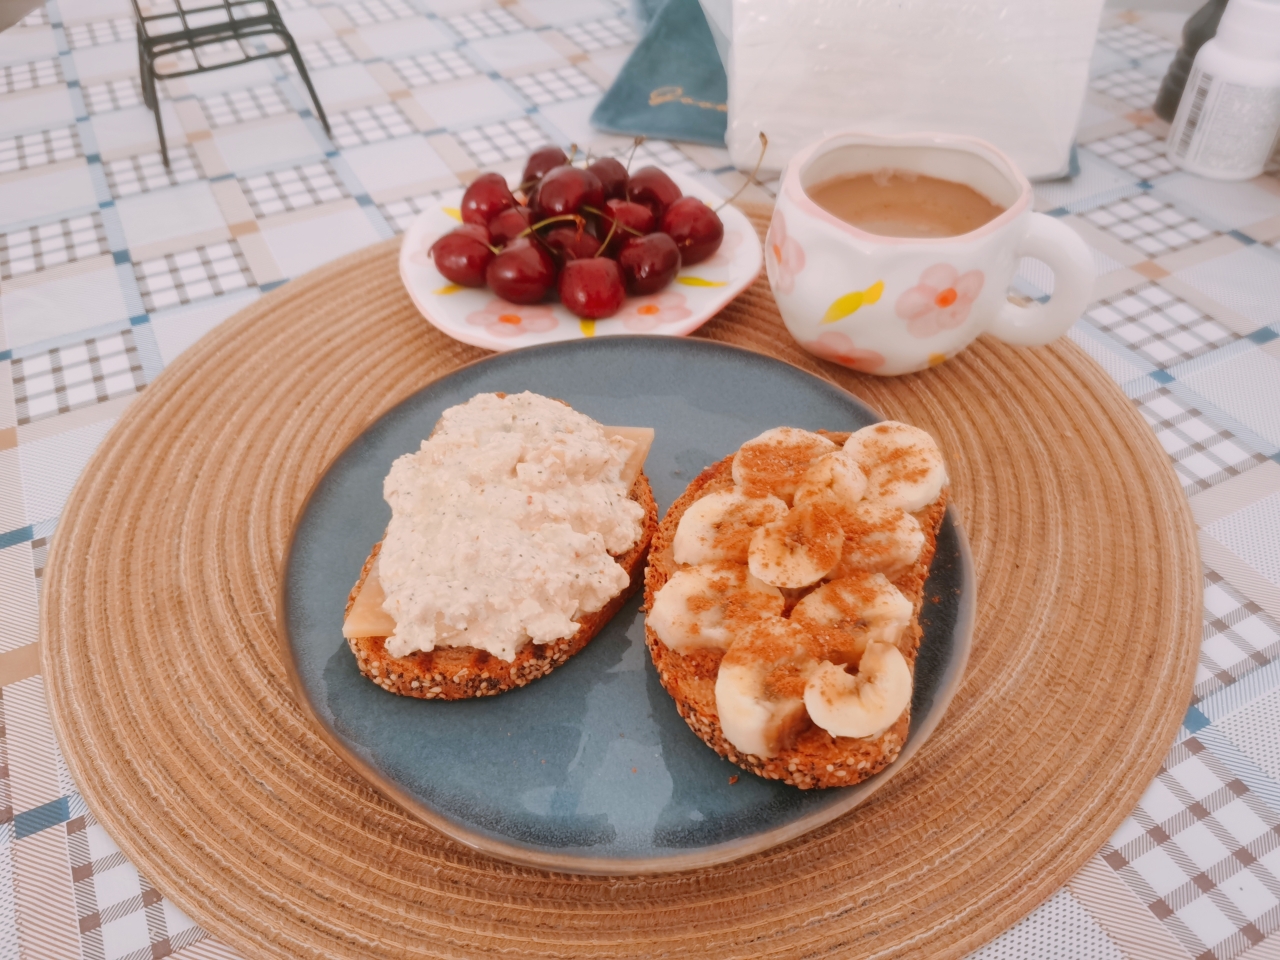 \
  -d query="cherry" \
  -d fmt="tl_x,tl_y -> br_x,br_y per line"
627,166 -> 682,218
532,165 -> 604,219
661,196 -> 724,265
521,145 -> 568,189
597,199 -> 655,255
429,223 -> 493,287
558,258 -> 626,319
486,237 -> 556,304
587,157 -> 628,200
543,225 -> 600,263
488,206 -> 532,246
617,232 -> 680,295
460,172 -> 515,226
